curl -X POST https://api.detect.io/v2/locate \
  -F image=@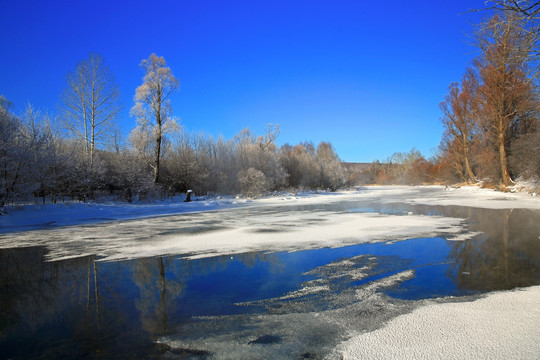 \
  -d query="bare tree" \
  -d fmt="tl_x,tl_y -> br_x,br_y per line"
440,70 -> 479,183
60,53 -> 121,168
131,53 -> 179,184
481,1 -> 540,76
488,0 -> 540,16
0,96 -> 26,207
474,13 -> 538,185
